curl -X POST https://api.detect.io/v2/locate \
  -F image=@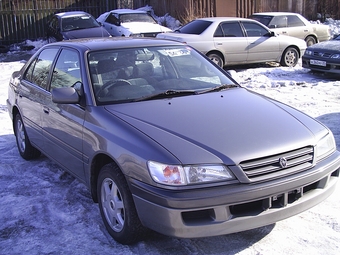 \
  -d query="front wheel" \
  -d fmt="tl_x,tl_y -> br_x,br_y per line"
207,53 -> 224,68
14,113 -> 41,160
280,47 -> 299,67
97,163 -> 147,244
